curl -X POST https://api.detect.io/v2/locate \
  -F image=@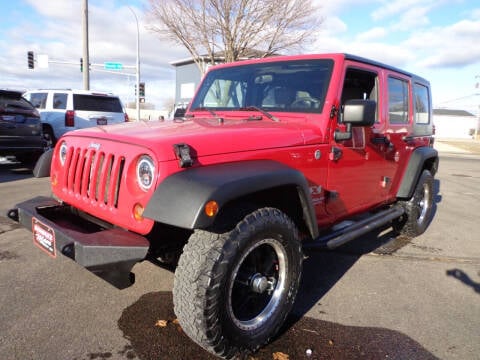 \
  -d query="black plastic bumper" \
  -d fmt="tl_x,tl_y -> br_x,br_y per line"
8,196 -> 150,288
